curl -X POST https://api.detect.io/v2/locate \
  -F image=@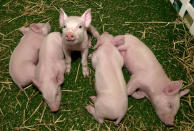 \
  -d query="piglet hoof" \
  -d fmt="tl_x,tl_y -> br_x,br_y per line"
98,119 -> 104,124
85,105 -> 90,110
90,96 -> 96,103
88,54 -> 93,59
18,85 -> 24,91
88,44 -> 93,48
114,117 -> 122,125
83,71 -> 89,77
82,66 -> 89,77
65,67 -> 71,75
65,62 -> 71,75
114,122 -> 119,126
127,89 -> 133,96
85,105 -> 94,113
65,70 -> 70,75
131,91 -> 145,99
